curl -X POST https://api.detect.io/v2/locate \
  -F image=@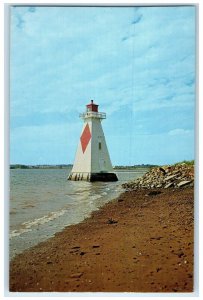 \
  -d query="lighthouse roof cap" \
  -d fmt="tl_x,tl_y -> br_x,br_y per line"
86,100 -> 99,112
87,99 -> 98,106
